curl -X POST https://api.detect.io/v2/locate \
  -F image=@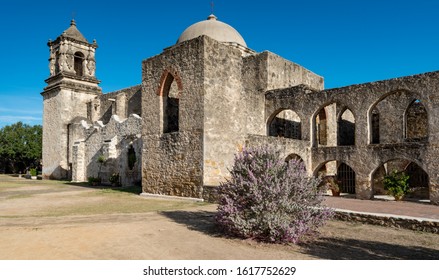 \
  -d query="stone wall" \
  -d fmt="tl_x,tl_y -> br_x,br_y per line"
141,37 -> 205,199
334,210 -> 439,234
42,87 -> 100,179
98,85 -> 142,124
71,114 -> 142,186
202,37 -> 263,185
261,71 -> 439,204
